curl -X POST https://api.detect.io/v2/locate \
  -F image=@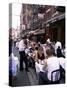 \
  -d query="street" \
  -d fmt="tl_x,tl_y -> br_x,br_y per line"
12,44 -> 38,87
